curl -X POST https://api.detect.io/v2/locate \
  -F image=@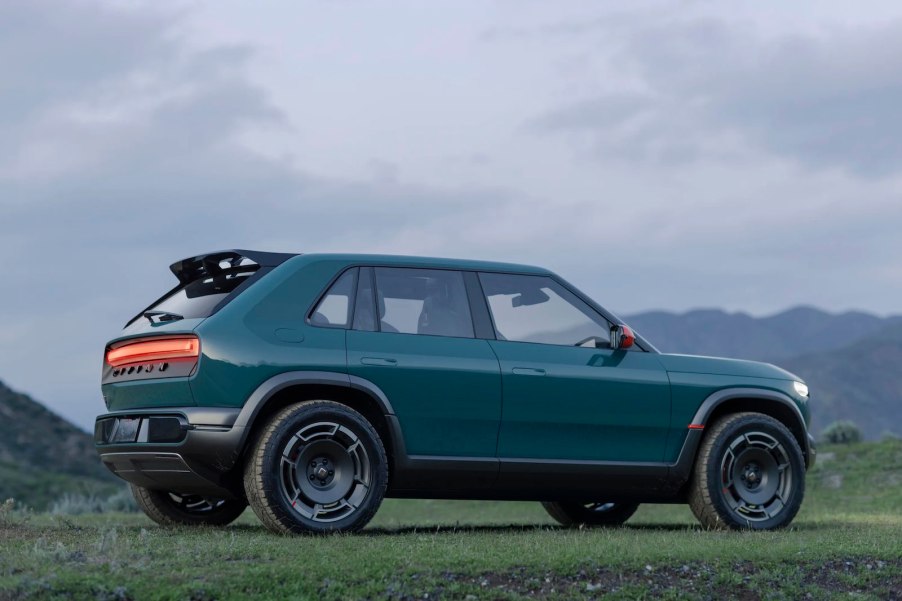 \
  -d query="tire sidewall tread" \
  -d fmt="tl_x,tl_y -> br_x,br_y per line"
688,411 -> 806,531
129,484 -> 247,527
243,400 -> 388,535
541,501 -> 640,527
